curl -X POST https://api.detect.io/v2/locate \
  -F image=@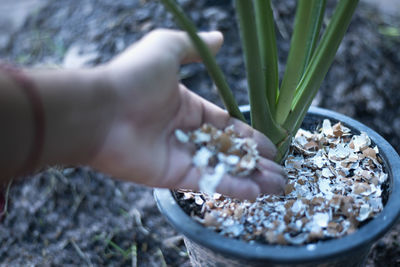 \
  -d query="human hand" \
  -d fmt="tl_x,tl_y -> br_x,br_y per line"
90,29 -> 286,200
